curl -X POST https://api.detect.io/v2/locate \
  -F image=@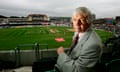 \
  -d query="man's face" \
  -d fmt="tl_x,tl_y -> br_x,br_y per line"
72,13 -> 89,33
